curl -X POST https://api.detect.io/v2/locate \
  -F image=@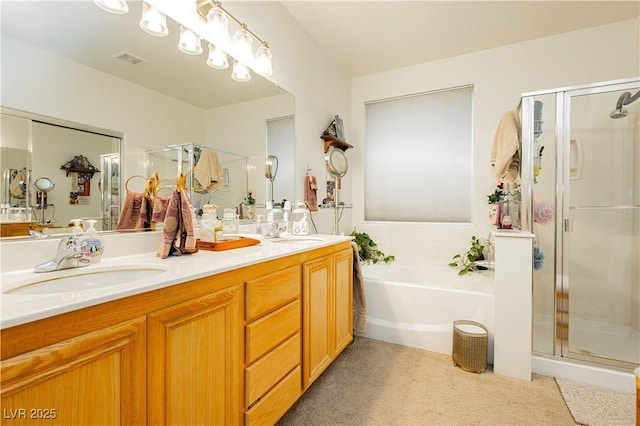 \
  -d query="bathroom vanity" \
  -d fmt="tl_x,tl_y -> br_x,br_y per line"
0,234 -> 353,425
